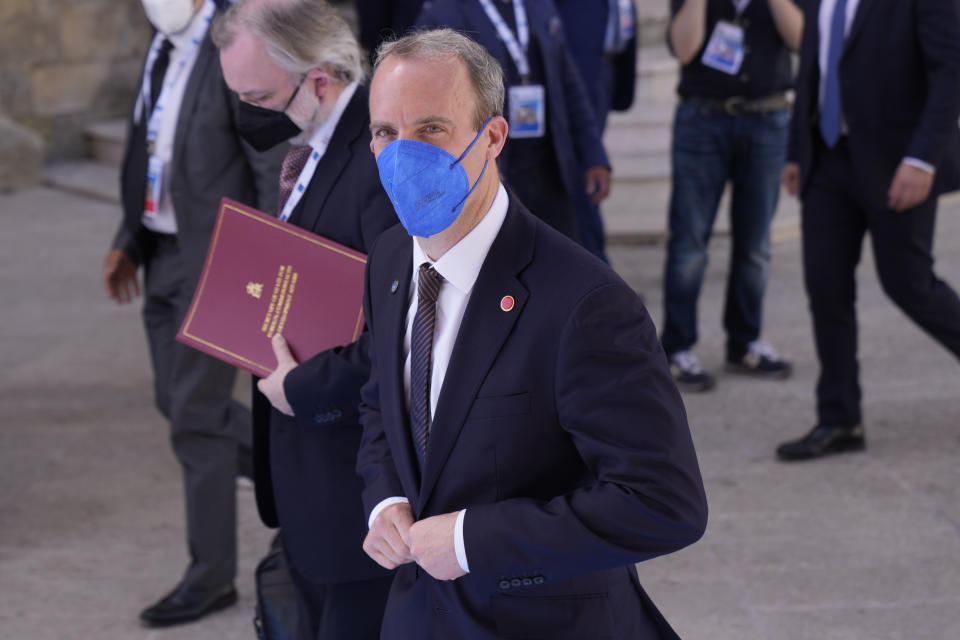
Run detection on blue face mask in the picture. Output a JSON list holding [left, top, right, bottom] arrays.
[[376, 119, 491, 238]]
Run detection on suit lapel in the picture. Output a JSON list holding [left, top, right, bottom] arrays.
[[172, 32, 215, 171], [418, 200, 535, 507], [844, 0, 879, 56], [377, 235, 422, 502], [289, 86, 369, 230]]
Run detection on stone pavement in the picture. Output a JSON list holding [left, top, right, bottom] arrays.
[[3, 177, 959, 638]]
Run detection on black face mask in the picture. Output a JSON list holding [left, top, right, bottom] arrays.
[[236, 81, 304, 151]]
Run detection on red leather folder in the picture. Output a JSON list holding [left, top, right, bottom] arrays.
[[175, 198, 368, 376]]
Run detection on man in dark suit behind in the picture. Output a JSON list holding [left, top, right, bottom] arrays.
[[215, 0, 397, 637], [102, 0, 284, 627], [415, 0, 612, 243], [777, 0, 960, 460], [355, 0, 425, 61], [357, 28, 707, 639]]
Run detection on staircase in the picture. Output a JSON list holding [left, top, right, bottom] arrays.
[[44, 120, 125, 204]]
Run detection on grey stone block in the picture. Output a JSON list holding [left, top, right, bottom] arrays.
[[0, 115, 44, 191]]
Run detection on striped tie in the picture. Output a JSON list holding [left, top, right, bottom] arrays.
[[410, 263, 443, 467]]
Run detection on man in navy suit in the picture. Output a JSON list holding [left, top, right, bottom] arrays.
[[777, 0, 960, 460], [415, 0, 612, 243], [215, 0, 396, 637], [555, 0, 637, 261], [357, 28, 707, 639]]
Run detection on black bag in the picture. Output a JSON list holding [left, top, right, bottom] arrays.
[[253, 534, 299, 640]]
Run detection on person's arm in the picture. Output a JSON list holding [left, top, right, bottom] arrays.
[[768, 0, 804, 51], [355, 245, 412, 558], [557, 40, 612, 203], [888, 0, 960, 211], [669, 0, 709, 65]]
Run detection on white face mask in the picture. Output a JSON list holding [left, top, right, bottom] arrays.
[[141, 0, 198, 36]]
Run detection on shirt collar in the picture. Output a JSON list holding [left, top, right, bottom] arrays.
[[305, 81, 359, 152], [411, 182, 509, 295]]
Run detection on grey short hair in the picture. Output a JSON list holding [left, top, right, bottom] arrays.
[[374, 28, 504, 130], [213, 0, 365, 84]]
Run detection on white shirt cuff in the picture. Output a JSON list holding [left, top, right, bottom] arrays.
[[454, 508, 470, 573], [904, 157, 936, 174], [368, 496, 410, 529]]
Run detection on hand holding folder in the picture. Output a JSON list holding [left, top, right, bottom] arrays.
[[176, 198, 368, 376]]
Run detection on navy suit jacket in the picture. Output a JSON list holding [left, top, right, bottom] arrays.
[[356, 0, 425, 58], [415, 0, 610, 196], [555, 0, 637, 125], [357, 195, 708, 639], [251, 85, 397, 584], [788, 0, 960, 209]]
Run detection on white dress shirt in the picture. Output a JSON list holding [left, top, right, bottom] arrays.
[[277, 81, 359, 219], [138, 2, 214, 234], [817, 0, 933, 173], [367, 183, 510, 574]]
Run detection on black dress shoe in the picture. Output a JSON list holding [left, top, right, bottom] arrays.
[[139, 583, 237, 627], [776, 424, 865, 461]]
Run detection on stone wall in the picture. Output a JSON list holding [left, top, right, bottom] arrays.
[[0, 0, 152, 161]]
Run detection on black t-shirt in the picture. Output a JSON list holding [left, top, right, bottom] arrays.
[[670, 0, 796, 100]]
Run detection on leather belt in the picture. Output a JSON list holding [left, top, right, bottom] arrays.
[[684, 93, 791, 116]]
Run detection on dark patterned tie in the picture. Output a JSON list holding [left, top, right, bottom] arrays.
[[149, 38, 174, 116], [409, 263, 443, 468], [277, 144, 312, 215]]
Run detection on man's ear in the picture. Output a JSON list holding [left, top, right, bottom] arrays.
[[485, 116, 509, 160], [307, 68, 331, 99]]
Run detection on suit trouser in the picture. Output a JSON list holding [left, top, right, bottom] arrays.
[[142, 233, 252, 592], [284, 542, 393, 640], [802, 140, 960, 427]]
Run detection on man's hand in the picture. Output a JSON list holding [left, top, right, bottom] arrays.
[[585, 166, 611, 205], [782, 162, 800, 197], [256, 334, 298, 416], [363, 502, 416, 570], [103, 249, 140, 304], [888, 162, 934, 212], [408, 511, 466, 581]]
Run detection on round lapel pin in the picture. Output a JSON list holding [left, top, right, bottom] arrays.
[[390, 280, 399, 294], [500, 295, 515, 312]]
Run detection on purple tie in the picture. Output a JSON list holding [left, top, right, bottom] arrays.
[[277, 144, 312, 215], [409, 263, 443, 468]]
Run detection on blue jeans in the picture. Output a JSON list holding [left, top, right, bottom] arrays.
[[661, 101, 789, 358]]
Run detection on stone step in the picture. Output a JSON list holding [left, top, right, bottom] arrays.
[[636, 0, 671, 47], [85, 119, 127, 167], [44, 161, 119, 204]]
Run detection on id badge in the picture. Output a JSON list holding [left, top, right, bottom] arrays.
[[508, 84, 546, 139], [701, 21, 745, 75], [144, 155, 164, 217]]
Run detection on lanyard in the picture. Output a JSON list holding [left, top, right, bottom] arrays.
[[477, 0, 531, 81], [141, 1, 216, 145], [732, 0, 752, 18]]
